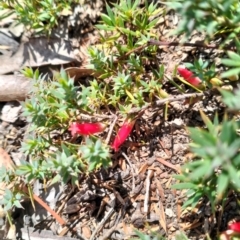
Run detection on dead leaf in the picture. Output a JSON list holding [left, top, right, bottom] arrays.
[[137, 162, 148, 175], [159, 202, 167, 233], [154, 166, 163, 175], [0, 37, 77, 74], [96, 196, 109, 218], [21, 186, 66, 226], [177, 200, 182, 221], [181, 204, 202, 217], [6, 224, 16, 240], [65, 67, 95, 80], [118, 158, 126, 171], [58, 226, 69, 237], [155, 179, 165, 202], [121, 222, 128, 236], [155, 190, 167, 233], [166, 176, 173, 189], [156, 157, 180, 173], [82, 225, 91, 239], [159, 140, 171, 157], [179, 219, 202, 230], [0, 148, 15, 171], [136, 195, 158, 202], [60, 8, 72, 16]]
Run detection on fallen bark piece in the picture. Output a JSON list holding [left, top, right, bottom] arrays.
[[0, 75, 32, 101]]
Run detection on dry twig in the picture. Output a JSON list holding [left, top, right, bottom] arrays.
[[144, 169, 154, 213], [129, 92, 204, 114], [121, 151, 136, 194], [22, 185, 66, 226], [156, 157, 180, 173], [90, 197, 116, 240], [105, 115, 118, 145], [148, 39, 236, 50], [156, 187, 167, 233], [32, 193, 66, 226]]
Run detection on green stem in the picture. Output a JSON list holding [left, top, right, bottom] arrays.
[[6, 211, 12, 226]]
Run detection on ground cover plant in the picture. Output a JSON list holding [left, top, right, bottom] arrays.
[[0, 0, 78, 34], [0, 0, 240, 239]]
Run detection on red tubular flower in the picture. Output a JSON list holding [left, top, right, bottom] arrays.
[[177, 67, 202, 86], [111, 119, 135, 151], [69, 122, 105, 136], [219, 222, 240, 239], [229, 222, 240, 233]]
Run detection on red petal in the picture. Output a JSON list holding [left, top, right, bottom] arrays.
[[229, 222, 240, 233], [111, 120, 135, 151], [177, 67, 202, 86], [69, 122, 105, 136]]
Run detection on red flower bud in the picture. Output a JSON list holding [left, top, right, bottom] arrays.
[[229, 222, 240, 233], [111, 120, 135, 151], [177, 67, 202, 86], [69, 122, 105, 136]]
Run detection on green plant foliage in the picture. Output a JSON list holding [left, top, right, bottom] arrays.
[[80, 137, 111, 171], [166, 0, 240, 42], [3, 1, 240, 237], [1, 189, 23, 211], [19, 68, 111, 186], [221, 88, 240, 111], [87, 0, 168, 114], [0, 0, 170, 215], [221, 50, 240, 78], [172, 110, 240, 211], [0, 0, 78, 34], [131, 229, 166, 240], [130, 229, 189, 240], [184, 59, 216, 84]]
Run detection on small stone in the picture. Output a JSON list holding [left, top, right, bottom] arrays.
[[165, 208, 175, 217], [171, 118, 184, 128], [1, 102, 22, 123], [206, 106, 214, 112], [177, 50, 182, 56], [169, 226, 177, 232]]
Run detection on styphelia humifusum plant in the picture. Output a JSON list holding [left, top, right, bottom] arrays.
[[177, 67, 202, 86], [220, 222, 240, 240], [229, 222, 240, 232], [69, 122, 105, 136], [111, 119, 135, 151]]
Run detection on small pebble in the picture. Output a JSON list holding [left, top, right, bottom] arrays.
[[171, 118, 184, 128], [165, 208, 176, 217], [1, 102, 22, 123]]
